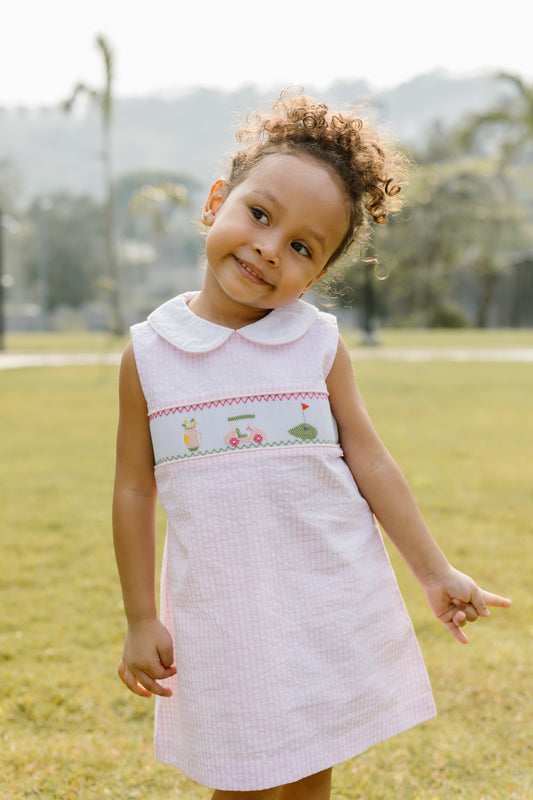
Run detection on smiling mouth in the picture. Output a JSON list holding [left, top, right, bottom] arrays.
[[234, 256, 270, 285]]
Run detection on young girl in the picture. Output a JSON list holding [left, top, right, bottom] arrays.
[[113, 92, 511, 799]]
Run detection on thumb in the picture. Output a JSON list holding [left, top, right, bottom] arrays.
[[157, 638, 175, 671]]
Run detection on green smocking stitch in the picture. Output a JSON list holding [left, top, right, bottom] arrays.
[[227, 414, 256, 422], [287, 422, 318, 440], [154, 438, 339, 466]]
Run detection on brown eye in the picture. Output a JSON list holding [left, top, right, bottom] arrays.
[[251, 207, 268, 224], [291, 241, 311, 257]]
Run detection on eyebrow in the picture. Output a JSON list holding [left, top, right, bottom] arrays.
[[254, 190, 326, 254]]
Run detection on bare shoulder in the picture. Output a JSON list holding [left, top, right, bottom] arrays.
[[115, 341, 155, 484], [118, 341, 147, 413], [119, 340, 139, 384]]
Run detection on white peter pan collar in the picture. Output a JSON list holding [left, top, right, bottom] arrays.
[[147, 291, 319, 353]]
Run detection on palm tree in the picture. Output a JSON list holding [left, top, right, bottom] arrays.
[[63, 34, 123, 334]]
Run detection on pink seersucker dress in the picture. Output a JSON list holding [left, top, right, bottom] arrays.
[[130, 292, 436, 791]]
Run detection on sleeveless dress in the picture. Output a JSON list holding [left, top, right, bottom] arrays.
[[131, 292, 436, 792]]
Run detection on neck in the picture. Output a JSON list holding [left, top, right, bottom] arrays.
[[188, 275, 272, 329]]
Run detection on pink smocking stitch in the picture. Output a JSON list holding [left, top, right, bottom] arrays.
[[149, 391, 328, 420]]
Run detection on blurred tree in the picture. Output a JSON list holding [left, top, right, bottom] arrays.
[[115, 170, 202, 296], [62, 34, 123, 334], [22, 193, 105, 312], [115, 170, 201, 253], [0, 207, 4, 348], [460, 72, 533, 162], [330, 156, 528, 328], [381, 159, 527, 326], [450, 163, 527, 327], [120, 175, 192, 305], [0, 160, 23, 347], [0, 158, 22, 213], [127, 181, 189, 236], [350, 161, 468, 327], [115, 170, 201, 218]]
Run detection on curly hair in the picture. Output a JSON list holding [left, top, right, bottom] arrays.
[[224, 90, 410, 267]]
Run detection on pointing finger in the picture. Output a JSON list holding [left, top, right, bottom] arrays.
[[482, 591, 512, 609]]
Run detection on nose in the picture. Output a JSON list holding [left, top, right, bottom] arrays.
[[253, 233, 280, 266]]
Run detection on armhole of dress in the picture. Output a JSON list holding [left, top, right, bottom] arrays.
[[130, 323, 151, 414], [321, 313, 340, 378]]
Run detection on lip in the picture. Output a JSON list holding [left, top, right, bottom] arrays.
[[233, 255, 271, 285]]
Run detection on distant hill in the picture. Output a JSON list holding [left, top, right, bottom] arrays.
[[0, 71, 516, 204]]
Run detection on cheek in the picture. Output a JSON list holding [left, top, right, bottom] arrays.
[[207, 210, 241, 242], [204, 228, 222, 266], [205, 219, 226, 247], [204, 217, 241, 265]]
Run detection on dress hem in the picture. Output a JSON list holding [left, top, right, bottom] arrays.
[[154, 704, 437, 792]]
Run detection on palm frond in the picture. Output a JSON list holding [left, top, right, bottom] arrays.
[[95, 34, 114, 114], [61, 82, 101, 112]]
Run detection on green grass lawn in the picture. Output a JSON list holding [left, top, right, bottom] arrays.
[[3, 330, 129, 354], [0, 359, 530, 799]]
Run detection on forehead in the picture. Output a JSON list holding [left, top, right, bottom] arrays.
[[240, 152, 345, 204], [236, 153, 350, 252]]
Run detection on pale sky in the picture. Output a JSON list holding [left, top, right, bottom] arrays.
[[2, 0, 532, 106]]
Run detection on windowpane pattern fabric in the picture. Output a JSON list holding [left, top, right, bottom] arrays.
[[130, 294, 436, 791]]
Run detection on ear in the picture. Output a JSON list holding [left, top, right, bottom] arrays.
[[301, 266, 328, 296], [202, 179, 226, 226]]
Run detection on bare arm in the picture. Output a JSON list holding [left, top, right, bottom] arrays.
[[112, 342, 176, 695], [326, 337, 511, 642]]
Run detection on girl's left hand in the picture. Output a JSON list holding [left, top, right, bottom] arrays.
[[422, 566, 511, 643]]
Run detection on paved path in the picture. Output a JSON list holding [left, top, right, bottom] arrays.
[[1, 348, 533, 370]]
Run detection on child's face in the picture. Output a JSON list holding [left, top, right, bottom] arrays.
[[202, 153, 349, 318]]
